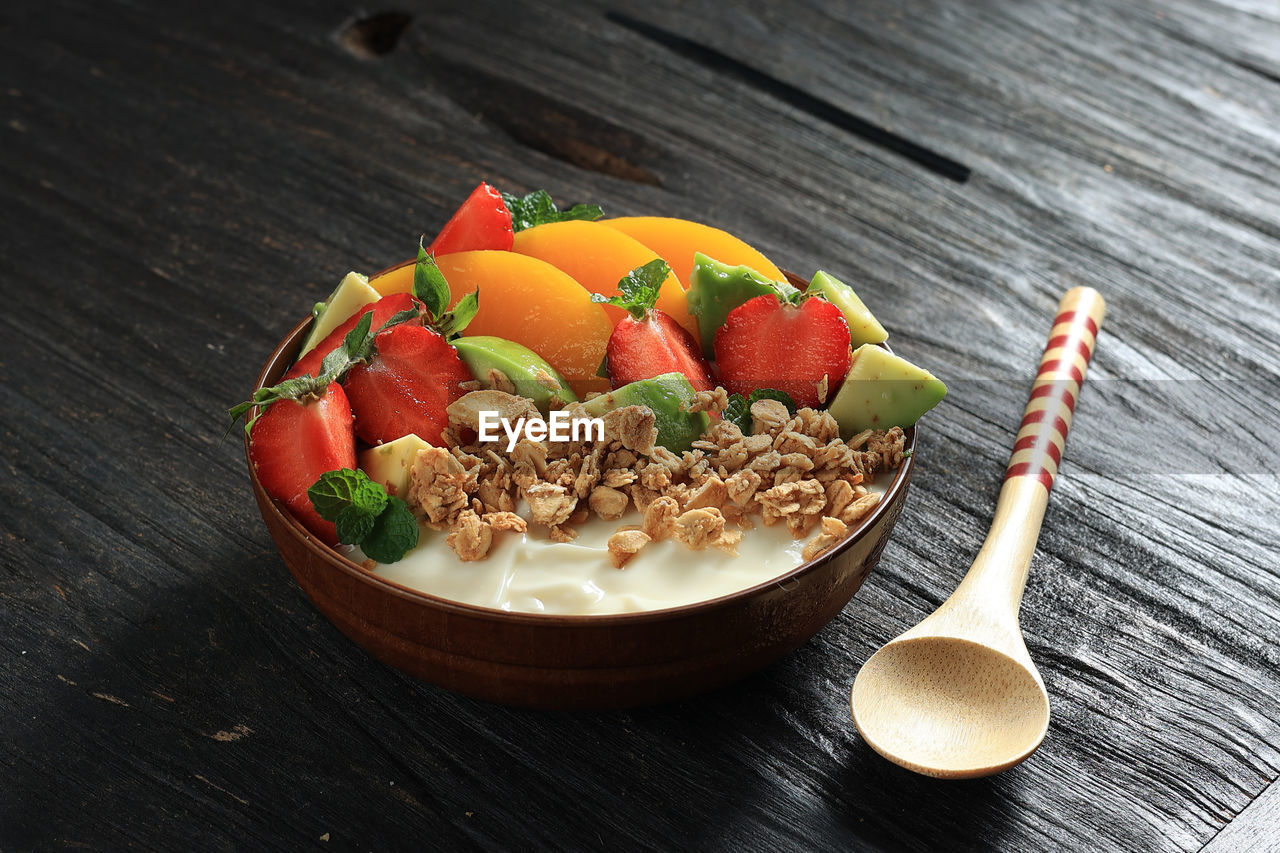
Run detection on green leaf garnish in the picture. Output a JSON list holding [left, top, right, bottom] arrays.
[[335, 505, 378, 544], [411, 239, 476, 338], [436, 289, 479, 340], [779, 285, 805, 306], [501, 189, 603, 232], [723, 388, 797, 433], [590, 259, 671, 320], [307, 469, 419, 563], [308, 467, 388, 519], [413, 237, 452, 320], [360, 497, 420, 563]]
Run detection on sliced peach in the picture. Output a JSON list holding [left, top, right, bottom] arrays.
[[370, 251, 611, 396], [367, 261, 414, 298], [603, 216, 786, 291], [511, 220, 698, 342]]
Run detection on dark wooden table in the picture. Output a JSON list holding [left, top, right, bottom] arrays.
[[5, 1, 1279, 849]]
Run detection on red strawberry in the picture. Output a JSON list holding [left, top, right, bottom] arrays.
[[342, 323, 474, 445], [427, 182, 514, 255], [715, 294, 851, 408], [287, 292, 417, 381], [248, 382, 356, 547], [608, 310, 714, 391], [595, 260, 714, 391]]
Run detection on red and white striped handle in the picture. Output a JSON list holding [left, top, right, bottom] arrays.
[[1004, 287, 1106, 492]]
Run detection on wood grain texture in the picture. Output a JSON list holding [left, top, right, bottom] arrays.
[[1201, 777, 1280, 852], [2, 0, 1279, 850]]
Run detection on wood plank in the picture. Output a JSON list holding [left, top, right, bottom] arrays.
[[1201, 775, 1280, 852]]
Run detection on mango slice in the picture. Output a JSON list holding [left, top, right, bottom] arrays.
[[512, 220, 697, 341], [370, 251, 611, 397], [603, 216, 786, 293]]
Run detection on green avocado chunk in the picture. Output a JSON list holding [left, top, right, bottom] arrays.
[[299, 271, 380, 358], [827, 344, 947, 438], [452, 336, 578, 412], [687, 253, 799, 358], [580, 372, 710, 454], [805, 271, 889, 346]]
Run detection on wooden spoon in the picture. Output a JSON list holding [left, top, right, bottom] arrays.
[[851, 287, 1106, 778]]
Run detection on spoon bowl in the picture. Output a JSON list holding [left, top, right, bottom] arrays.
[[853, 636, 1049, 778]]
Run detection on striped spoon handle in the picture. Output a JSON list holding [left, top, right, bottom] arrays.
[[955, 288, 1106, 616], [1005, 287, 1107, 492]]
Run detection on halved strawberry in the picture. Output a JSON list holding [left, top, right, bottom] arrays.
[[593, 260, 714, 392], [248, 382, 355, 546], [427, 182, 514, 255], [714, 293, 851, 409], [342, 323, 474, 446], [287, 292, 417, 381]]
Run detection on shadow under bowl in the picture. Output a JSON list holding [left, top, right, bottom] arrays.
[[245, 279, 917, 709]]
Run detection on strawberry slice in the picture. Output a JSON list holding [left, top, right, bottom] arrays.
[[342, 323, 474, 446], [593, 260, 715, 392], [248, 382, 356, 546], [715, 293, 851, 409], [287, 292, 416, 381], [427, 182, 514, 255]]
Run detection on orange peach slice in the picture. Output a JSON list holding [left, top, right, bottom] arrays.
[[511, 220, 698, 342], [603, 216, 786, 291], [370, 251, 611, 396]]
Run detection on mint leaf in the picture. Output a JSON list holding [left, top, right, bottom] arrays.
[[413, 237, 451, 320], [335, 504, 377, 544], [436, 289, 479, 340], [308, 468, 388, 521], [748, 387, 796, 412], [724, 388, 797, 433], [306, 469, 417, 562], [590, 259, 670, 320], [501, 189, 603, 232], [723, 394, 750, 432], [360, 497, 419, 563]]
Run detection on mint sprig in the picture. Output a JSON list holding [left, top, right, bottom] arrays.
[[413, 238, 478, 339], [501, 189, 603, 232], [723, 388, 797, 433], [590, 259, 671, 320], [307, 468, 419, 563]]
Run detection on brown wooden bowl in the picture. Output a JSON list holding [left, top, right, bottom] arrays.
[[245, 279, 917, 709]]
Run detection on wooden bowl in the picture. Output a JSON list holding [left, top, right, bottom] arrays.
[[245, 298, 917, 709]]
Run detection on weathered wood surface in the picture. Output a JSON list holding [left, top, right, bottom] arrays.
[[3, 0, 1279, 849]]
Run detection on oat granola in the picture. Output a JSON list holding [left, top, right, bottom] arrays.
[[401, 389, 906, 565]]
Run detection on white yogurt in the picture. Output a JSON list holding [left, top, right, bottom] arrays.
[[363, 466, 888, 616], [364, 510, 824, 616]]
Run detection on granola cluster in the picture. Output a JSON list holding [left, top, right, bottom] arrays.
[[400, 388, 905, 567]]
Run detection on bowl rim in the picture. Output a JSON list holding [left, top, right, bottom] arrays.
[[245, 264, 917, 627]]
